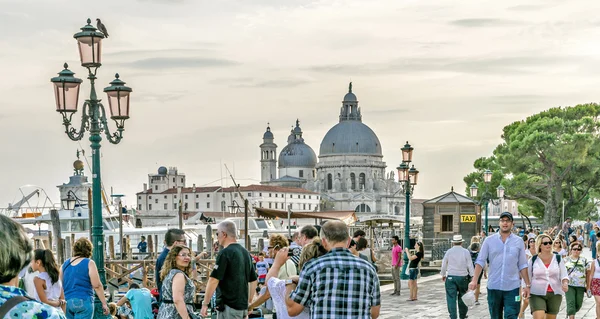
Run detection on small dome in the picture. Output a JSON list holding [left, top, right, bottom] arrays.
[[278, 143, 317, 168], [73, 160, 84, 171], [343, 92, 357, 102], [319, 121, 382, 156], [263, 126, 274, 139], [158, 166, 168, 175]]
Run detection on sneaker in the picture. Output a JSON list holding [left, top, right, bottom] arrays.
[[475, 301, 480, 306]]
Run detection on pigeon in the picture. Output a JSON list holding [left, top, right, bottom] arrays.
[[96, 18, 109, 38]]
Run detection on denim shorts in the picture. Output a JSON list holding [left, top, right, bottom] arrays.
[[66, 297, 94, 319], [409, 268, 418, 280]]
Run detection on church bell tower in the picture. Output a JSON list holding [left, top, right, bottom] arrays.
[[260, 124, 278, 182]]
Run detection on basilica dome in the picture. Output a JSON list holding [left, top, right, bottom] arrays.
[[319, 121, 382, 156], [319, 83, 382, 157], [278, 120, 317, 168]]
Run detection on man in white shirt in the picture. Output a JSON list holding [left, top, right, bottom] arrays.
[[441, 235, 474, 319]]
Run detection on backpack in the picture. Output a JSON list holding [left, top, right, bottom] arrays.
[[531, 253, 561, 270]]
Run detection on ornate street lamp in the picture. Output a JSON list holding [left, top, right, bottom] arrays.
[[51, 18, 132, 319], [61, 193, 76, 210], [468, 170, 505, 236], [396, 141, 419, 280]]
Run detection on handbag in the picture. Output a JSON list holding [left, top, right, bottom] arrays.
[[404, 266, 410, 276]]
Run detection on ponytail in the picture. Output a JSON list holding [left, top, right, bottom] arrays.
[[34, 249, 60, 284]]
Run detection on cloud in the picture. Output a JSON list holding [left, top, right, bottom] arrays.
[[119, 57, 239, 70], [105, 48, 219, 59], [449, 19, 525, 28], [507, 5, 553, 11], [307, 55, 584, 76], [135, 92, 187, 103], [369, 108, 410, 116]]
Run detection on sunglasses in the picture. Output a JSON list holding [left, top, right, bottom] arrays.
[[572, 248, 582, 251], [541, 241, 552, 245]]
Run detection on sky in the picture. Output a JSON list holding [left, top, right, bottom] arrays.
[[1, 0, 600, 209]]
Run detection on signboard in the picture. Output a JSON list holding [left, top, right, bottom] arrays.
[[461, 215, 476, 223]]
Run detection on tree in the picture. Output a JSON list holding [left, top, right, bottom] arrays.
[[464, 103, 600, 227]]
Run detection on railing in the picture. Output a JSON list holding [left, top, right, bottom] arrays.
[[431, 239, 452, 261]]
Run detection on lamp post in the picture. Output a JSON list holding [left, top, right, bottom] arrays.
[[51, 19, 132, 319], [397, 141, 419, 280], [469, 169, 505, 236]]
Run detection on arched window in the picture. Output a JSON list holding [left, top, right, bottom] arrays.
[[327, 174, 333, 190], [221, 201, 226, 212], [359, 173, 366, 190], [394, 205, 400, 215], [355, 204, 371, 213], [350, 173, 356, 190]]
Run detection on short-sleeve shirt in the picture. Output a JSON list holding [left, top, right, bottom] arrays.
[[409, 252, 423, 268], [210, 243, 258, 310], [0, 284, 65, 319], [155, 248, 170, 301], [290, 247, 380, 319], [138, 241, 147, 253], [125, 288, 153, 319], [391, 245, 402, 266], [256, 261, 269, 277], [564, 256, 589, 287]]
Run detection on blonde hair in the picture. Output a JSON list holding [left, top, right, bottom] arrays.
[[160, 245, 193, 281], [269, 234, 289, 250], [535, 234, 553, 253], [298, 237, 328, 271], [470, 236, 481, 244]]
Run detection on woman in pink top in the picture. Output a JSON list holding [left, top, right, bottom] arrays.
[[390, 236, 402, 296]]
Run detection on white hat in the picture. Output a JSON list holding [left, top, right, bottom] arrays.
[[451, 234, 464, 243]]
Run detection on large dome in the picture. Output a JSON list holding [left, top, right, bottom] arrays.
[[319, 121, 382, 157], [279, 143, 317, 168]]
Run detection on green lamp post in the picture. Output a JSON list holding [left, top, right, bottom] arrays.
[[468, 169, 505, 236], [51, 18, 132, 319], [397, 141, 419, 280]]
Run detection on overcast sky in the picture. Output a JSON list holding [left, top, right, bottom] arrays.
[[1, 0, 599, 209]]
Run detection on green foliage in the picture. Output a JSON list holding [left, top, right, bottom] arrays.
[[464, 103, 600, 227]]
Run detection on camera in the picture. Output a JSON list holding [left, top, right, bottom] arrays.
[[288, 247, 301, 257]]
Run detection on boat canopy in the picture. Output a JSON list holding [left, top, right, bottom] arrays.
[[255, 208, 357, 225]]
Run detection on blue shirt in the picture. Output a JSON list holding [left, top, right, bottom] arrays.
[[0, 285, 65, 319], [138, 241, 147, 253], [125, 288, 153, 319], [155, 248, 170, 302], [62, 258, 93, 300], [475, 233, 528, 291]]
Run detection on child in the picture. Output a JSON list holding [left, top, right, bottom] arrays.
[[108, 302, 118, 319], [255, 252, 269, 285]]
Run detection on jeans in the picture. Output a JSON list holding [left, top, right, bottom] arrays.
[[392, 266, 401, 294], [487, 288, 520, 319], [66, 297, 94, 319], [445, 275, 469, 319]]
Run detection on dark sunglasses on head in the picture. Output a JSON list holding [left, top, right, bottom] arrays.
[[541, 241, 553, 245]]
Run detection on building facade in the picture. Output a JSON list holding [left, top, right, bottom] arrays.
[[260, 83, 405, 216], [136, 167, 320, 217]]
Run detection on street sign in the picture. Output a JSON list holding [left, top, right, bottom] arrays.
[[461, 214, 476, 223]]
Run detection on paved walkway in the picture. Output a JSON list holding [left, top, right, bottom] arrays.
[[379, 246, 599, 318]]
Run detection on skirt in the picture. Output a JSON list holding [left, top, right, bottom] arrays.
[[591, 278, 600, 296]]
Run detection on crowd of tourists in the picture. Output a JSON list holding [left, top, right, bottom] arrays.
[[439, 213, 600, 319]]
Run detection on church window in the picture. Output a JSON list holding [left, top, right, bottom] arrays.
[[221, 201, 226, 211], [164, 203, 167, 210], [303, 195, 306, 199], [359, 173, 366, 190], [155, 199, 158, 204], [173, 203, 177, 209], [269, 193, 272, 197], [350, 173, 356, 190], [138, 196, 141, 200], [275, 194, 278, 198], [309, 204, 312, 210], [149, 196, 152, 199], [248, 193, 252, 197], [298, 195, 300, 199], [164, 195, 167, 199], [309, 196, 311, 199], [173, 178, 175, 183], [312, 170, 315, 178], [155, 185, 158, 191], [149, 204, 152, 210], [222, 194, 225, 198], [269, 202, 272, 209], [327, 174, 333, 190], [290, 195, 293, 198], [355, 204, 371, 213], [185, 195, 188, 199], [184, 203, 188, 210], [206, 202, 210, 209], [299, 170, 304, 178], [394, 205, 400, 215], [259, 202, 263, 208], [138, 204, 142, 210], [303, 204, 306, 210], [195, 202, 199, 209], [196, 194, 199, 198], [181, 178, 184, 183]]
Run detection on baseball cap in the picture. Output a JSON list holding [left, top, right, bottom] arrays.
[[499, 212, 513, 221]]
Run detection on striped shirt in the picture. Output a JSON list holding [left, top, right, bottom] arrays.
[[290, 247, 381, 319]]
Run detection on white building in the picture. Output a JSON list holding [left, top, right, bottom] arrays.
[[260, 83, 406, 216], [136, 167, 320, 218]]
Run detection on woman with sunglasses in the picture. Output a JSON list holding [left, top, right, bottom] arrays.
[[157, 245, 196, 319], [565, 242, 590, 319], [528, 234, 569, 319], [553, 239, 567, 258], [518, 237, 537, 318]]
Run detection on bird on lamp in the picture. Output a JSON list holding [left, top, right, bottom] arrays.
[[96, 18, 109, 38]]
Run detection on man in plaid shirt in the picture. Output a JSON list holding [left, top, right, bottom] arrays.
[[286, 220, 381, 318]]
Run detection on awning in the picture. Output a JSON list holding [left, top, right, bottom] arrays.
[[358, 214, 405, 226], [255, 208, 358, 225]]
